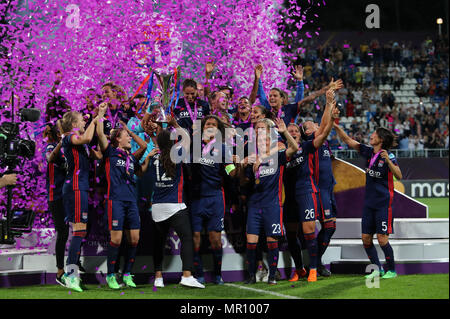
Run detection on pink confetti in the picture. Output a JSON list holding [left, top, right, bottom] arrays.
[[0, 0, 323, 240]]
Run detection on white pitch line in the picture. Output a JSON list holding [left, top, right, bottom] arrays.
[[225, 283, 302, 299]]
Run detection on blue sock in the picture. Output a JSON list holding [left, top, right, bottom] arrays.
[[107, 241, 120, 275], [286, 231, 303, 269], [304, 232, 318, 269], [380, 242, 395, 272], [123, 243, 138, 274], [318, 221, 336, 260], [193, 247, 204, 278], [267, 241, 279, 279], [246, 243, 257, 276], [364, 243, 382, 270], [66, 230, 86, 271], [211, 246, 223, 276]]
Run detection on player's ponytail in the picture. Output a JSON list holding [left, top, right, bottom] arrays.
[[156, 129, 176, 179], [376, 127, 397, 150]]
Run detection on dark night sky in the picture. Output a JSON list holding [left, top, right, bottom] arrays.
[[295, 0, 449, 33]]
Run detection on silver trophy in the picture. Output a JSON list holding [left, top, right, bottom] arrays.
[[153, 68, 179, 123]]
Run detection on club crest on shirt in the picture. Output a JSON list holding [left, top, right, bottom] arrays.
[[82, 212, 88, 220], [378, 160, 385, 167]]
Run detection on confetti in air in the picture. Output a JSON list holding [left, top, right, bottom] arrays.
[[0, 0, 323, 249]]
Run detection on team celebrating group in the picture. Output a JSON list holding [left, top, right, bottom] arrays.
[[43, 63, 402, 293]]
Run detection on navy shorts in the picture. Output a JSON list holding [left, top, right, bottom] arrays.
[[63, 190, 89, 224], [317, 187, 337, 221], [361, 204, 394, 235], [191, 193, 225, 233], [296, 192, 321, 223], [246, 203, 284, 237], [105, 199, 141, 231]]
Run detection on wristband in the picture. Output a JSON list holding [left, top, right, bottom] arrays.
[[225, 164, 236, 175]]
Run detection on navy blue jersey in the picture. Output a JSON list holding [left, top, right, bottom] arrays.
[[173, 98, 210, 133], [45, 143, 67, 201], [104, 145, 140, 201], [286, 140, 319, 195], [150, 152, 185, 204], [315, 141, 336, 189], [277, 103, 299, 126], [359, 144, 398, 209], [306, 133, 336, 189], [62, 134, 91, 192], [246, 150, 287, 207], [191, 142, 234, 197]]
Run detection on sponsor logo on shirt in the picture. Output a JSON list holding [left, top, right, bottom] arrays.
[[286, 156, 304, 168], [259, 167, 276, 177], [198, 157, 216, 167], [177, 111, 204, 119], [116, 159, 134, 170], [366, 168, 382, 178]]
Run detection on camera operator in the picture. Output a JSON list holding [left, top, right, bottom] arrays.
[[0, 173, 17, 189]]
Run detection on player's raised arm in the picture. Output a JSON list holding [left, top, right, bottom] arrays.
[[274, 118, 298, 158], [136, 147, 159, 177], [249, 64, 265, 106], [380, 149, 403, 180], [313, 89, 339, 149], [291, 65, 305, 104], [204, 61, 215, 99], [333, 122, 360, 151], [96, 103, 109, 152]]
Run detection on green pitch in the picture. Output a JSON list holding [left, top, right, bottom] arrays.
[[0, 274, 448, 299], [416, 197, 449, 218]]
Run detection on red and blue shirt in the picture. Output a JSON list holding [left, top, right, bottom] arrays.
[[173, 98, 210, 133], [104, 145, 140, 201], [191, 142, 234, 198], [359, 144, 398, 208], [150, 151, 185, 204], [286, 140, 319, 196], [45, 143, 67, 201], [61, 134, 91, 192], [245, 150, 287, 207]]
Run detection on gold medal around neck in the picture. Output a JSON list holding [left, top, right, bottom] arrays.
[[255, 178, 260, 185]]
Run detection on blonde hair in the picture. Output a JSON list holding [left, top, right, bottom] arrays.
[[61, 111, 81, 133], [256, 118, 275, 130]]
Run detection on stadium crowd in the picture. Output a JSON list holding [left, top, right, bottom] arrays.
[[288, 35, 449, 151]]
